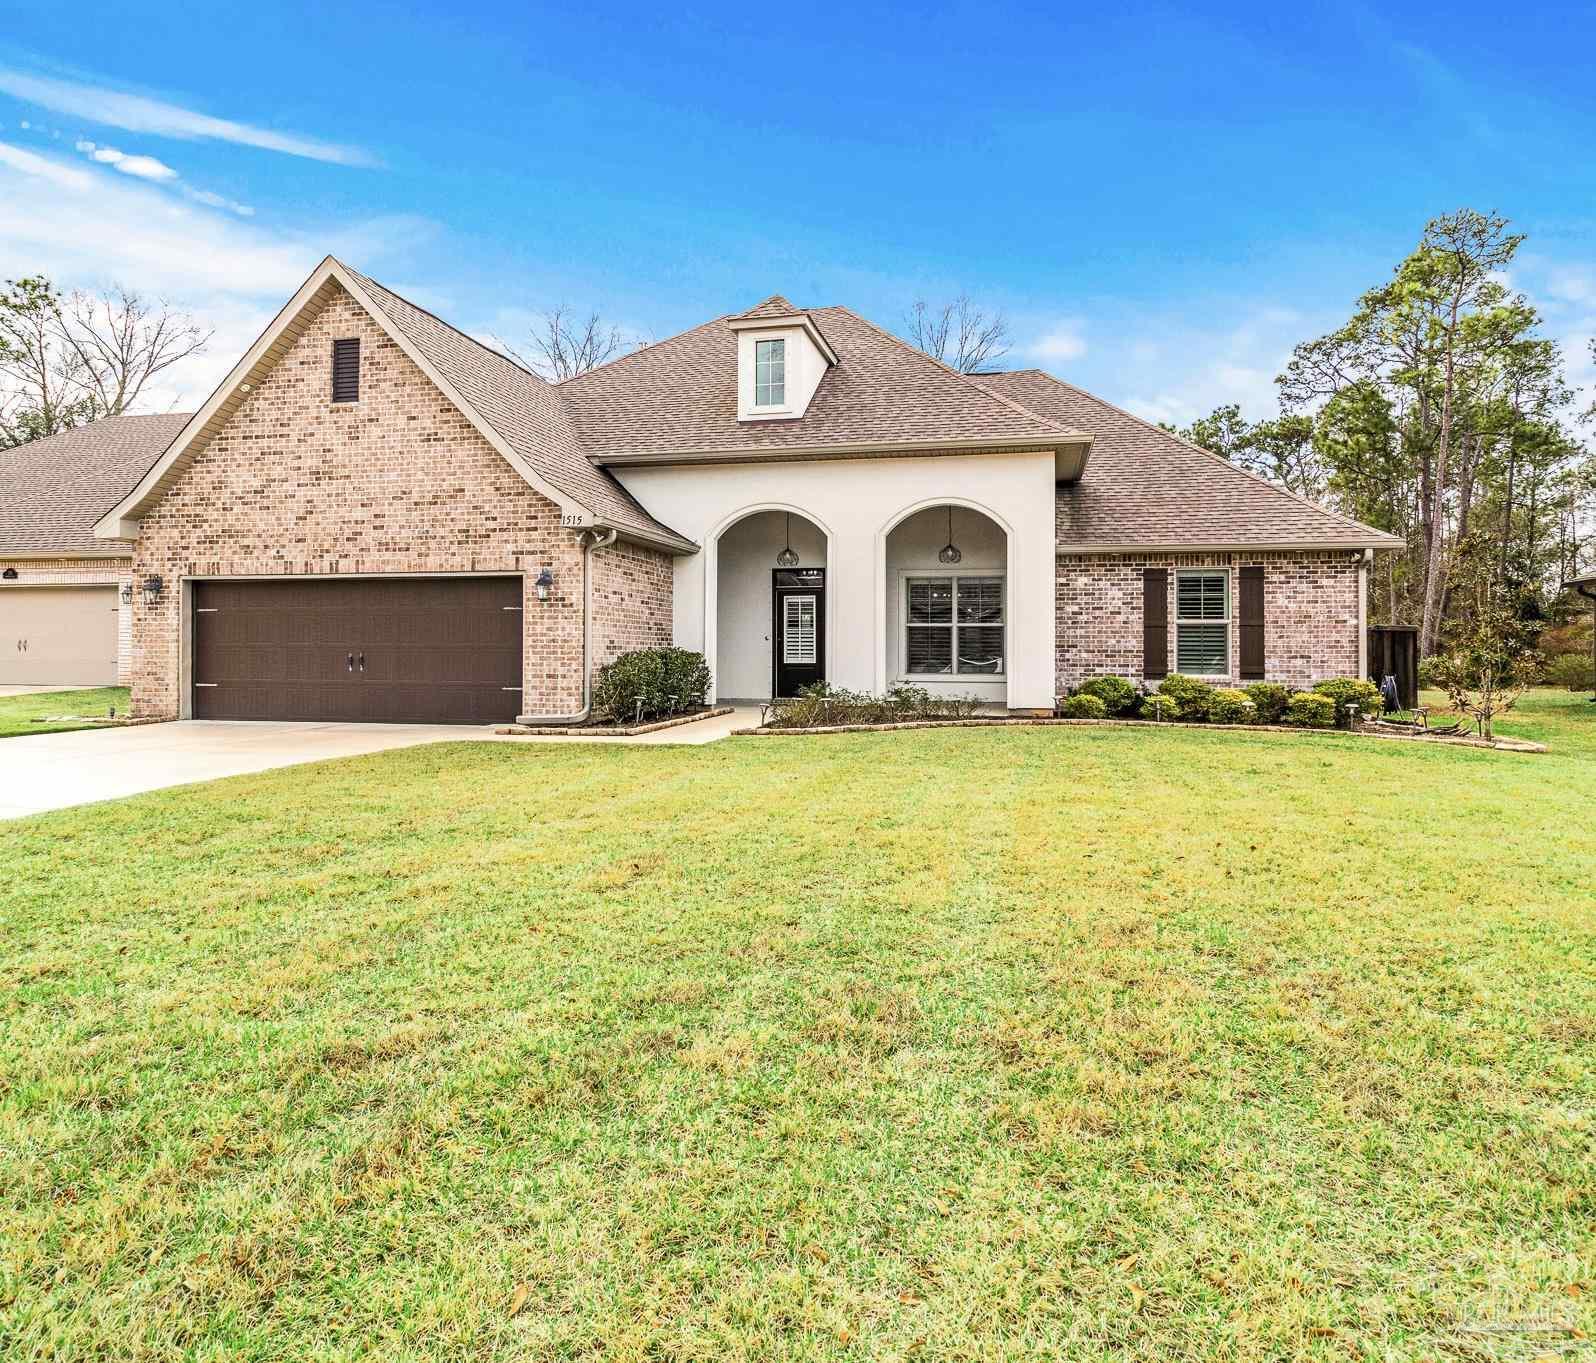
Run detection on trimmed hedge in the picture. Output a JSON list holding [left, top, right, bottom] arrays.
[[1059, 693, 1108, 719], [1242, 682, 1291, 724], [1075, 675, 1139, 716], [1139, 691, 1182, 721], [1283, 691, 1336, 729], [1157, 674, 1214, 721], [766, 683, 981, 729], [1312, 677, 1383, 725], [1208, 687, 1257, 725], [591, 647, 711, 723]]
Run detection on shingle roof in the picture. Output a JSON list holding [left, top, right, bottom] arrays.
[[971, 369, 1404, 551], [731, 295, 800, 320], [2, 413, 189, 557], [343, 266, 691, 547], [557, 304, 1086, 461]]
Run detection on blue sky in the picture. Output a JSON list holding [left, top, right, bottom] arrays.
[[2, 1, 1593, 423]]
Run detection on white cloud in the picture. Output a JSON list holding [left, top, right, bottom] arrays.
[[0, 69, 377, 167], [75, 139, 177, 181], [1025, 320, 1088, 363], [1115, 307, 1305, 428], [0, 140, 433, 412]]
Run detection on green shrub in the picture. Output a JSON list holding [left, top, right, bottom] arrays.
[[1417, 655, 1444, 690], [1075, 675, 1138, 716], [1208, 687, 1257, 724], [1282, 691, 1336, 729], [1546, 652, 1595, 691], [1157, 674, 1214, 721], [1139, 691, 1181, 721], [591, 647, 711, 723], [1312, 677, 1384, 725], [765, 683, 981, 729], [1059, 693, 1108, 719], [1241, 682, 1291, 724]]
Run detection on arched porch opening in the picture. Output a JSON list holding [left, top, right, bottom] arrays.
[[712, 506, 830, 701], [882, 501, 1010, 704]]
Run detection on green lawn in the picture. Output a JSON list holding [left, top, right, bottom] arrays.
[[0, 686, 130, 738], [2, 691, 1592, 1360]]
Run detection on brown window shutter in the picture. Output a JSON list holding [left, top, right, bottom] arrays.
[[1239, 565, 1265, 680], [1142, 568, 1169, 679], [331, 337, 360, 402]]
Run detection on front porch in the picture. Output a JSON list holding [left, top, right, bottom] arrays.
[[611, 452, 1060, 712]]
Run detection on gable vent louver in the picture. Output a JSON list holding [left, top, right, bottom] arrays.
[[331, 337, 361, 402]]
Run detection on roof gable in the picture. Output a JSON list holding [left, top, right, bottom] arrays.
[[972, 369, 1404, 551], [94, 258, 692, 551]]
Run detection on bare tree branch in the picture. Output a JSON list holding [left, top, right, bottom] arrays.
[[56, 285, 211, 416], [503, 304, 626, 381], [905, 296, 1010, 373]]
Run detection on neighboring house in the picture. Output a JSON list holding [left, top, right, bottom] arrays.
[[0, 413, 191, 686], [82, 256, 1399, 724]]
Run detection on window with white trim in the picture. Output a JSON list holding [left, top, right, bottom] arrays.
[[754, 338, 786, 407], [1175, 569, 1230, 676], [904, 574, 1005, 675]]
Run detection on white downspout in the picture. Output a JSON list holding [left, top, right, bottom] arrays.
[[517, 526, 619, 725], [1358, 548, 1371, 679]]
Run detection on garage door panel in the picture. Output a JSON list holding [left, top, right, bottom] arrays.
[[0, 586, 120, 686], [192, 577, 522, 723]]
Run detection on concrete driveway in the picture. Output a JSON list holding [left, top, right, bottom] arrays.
[[0, 709, 755, 820]]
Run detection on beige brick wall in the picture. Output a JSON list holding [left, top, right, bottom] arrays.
[[1056, 550, 1362, 693], [128, 283, 670, 719], [591, 538, 674, 667], [1, 557, 134, 683]]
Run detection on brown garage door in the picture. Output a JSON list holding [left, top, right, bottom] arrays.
[[193, 577, 523, 723], [0, 586, 120, 686]]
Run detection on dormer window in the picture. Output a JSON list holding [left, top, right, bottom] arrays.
[[754, 339, 786, 408]]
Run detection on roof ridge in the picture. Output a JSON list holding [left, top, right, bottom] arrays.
[[338, 262, 544, 382], [814, 305, 1081, 439], [1008, 369, 1390, 537], [557, 311, 736, 388]]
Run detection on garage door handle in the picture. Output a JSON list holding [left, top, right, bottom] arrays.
[[357, 652, 365, 672], [347, 652, 355, 672]]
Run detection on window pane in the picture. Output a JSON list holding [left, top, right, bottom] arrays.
[[1177, 572, 1227, 621], [1176, 622, 1228, 674], [907, 578, 953, 623], [906, 626, 953, 673], [754, 339, 785, 406], [783, 595, 816, 664], [956, 577, 1003, 623], [957, 625, 1004, 673]]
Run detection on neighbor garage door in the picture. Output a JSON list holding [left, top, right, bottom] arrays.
[[192, 577, 523, 723], [0, 586, 119, 686]]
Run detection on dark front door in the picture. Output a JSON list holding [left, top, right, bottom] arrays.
[[772, 568, 825, 697], [192, 576, 522, 723]]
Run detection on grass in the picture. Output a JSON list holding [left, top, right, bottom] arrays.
[[1, 690, 1592, 1361], [0, 686, 130, 738]]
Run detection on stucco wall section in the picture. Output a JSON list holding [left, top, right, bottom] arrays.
[[1056, 549, 1362, 692], [127, 284, 613, 719], [1, 557, 134, 682]]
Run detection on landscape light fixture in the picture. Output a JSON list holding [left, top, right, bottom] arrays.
[[776, 512, 800, 567], [938, 506, 962, 565]]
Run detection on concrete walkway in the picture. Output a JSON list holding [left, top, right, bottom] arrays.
[[0, 708, 757, 820]]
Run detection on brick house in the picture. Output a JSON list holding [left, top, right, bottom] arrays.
[[47, 255, 1397, 722]]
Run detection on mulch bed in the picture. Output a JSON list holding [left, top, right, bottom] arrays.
[[734, 714, 1546, 752], [495, 706, 733, 738]]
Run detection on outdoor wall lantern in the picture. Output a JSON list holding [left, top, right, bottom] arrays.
[[119, 582, 132, 603], [1, 567, 17, 580], [141, 574, 165, 608], [938, 506, 963, 565], [534, 567, 554, 602], [775, 512, 801, 567]]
